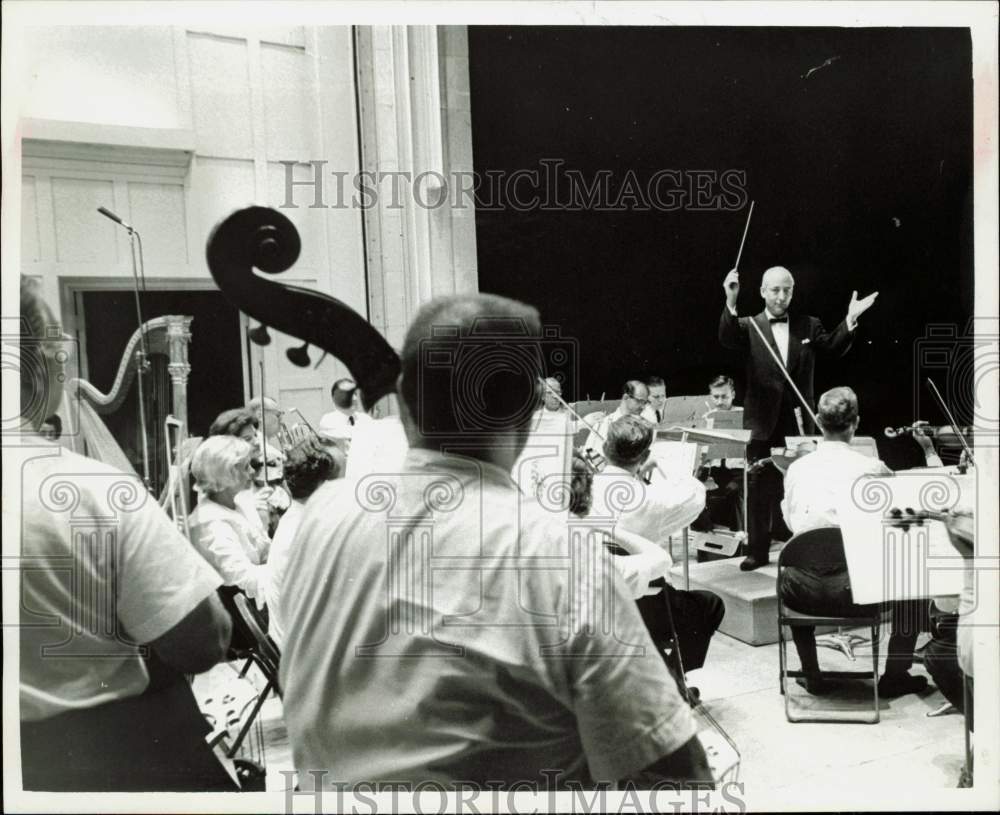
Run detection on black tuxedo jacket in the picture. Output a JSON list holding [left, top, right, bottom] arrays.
[[719, 306, 854, 440]]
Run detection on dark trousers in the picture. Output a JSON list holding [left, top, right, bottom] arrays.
[[637, 584, 726, 692], [692, 463, 744, 532], [779, 565, 929, 677], [746, 394, 799, 561], [925, 608, 974, 727], [20, 676, 238, 791]]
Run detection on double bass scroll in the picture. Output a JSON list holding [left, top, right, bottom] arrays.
[[206, 207, 400, 411]]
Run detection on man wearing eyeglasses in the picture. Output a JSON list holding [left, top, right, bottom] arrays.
[[641, 376, 668, 425], [584, 380, 652, 458]]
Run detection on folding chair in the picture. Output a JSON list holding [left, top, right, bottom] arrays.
[[777, 527, 881, 723], [227, 593, 282, 759]]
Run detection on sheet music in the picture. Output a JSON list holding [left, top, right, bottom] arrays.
[[650, 440, 700, 476], [511, 410, 573, 506], [835, 470, 972, 604]]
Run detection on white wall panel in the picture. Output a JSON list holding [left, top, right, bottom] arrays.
[[187, 33, 254, 159], [22, 27, 181, 129], [127, 181, 188, 265], [51, 177, 118, 264], [190, 157, 255, 257], [261, 43, 318, 159]]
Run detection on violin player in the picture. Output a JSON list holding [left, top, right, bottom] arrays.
[[719, 265, 878, 571]]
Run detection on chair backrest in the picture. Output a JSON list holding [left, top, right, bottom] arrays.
[[231, 593, 282, 679], [777, 526, 847, 570]]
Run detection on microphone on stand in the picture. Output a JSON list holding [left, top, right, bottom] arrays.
[[97, 206, 134, 232]]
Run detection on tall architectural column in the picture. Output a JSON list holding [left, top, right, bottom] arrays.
[[355, 26, 479, 352]]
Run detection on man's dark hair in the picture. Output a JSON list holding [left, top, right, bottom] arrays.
[[331, 378, 357, 409], [284, 438, 341, 500], [399, 294, 542, 440], [604, 415, 654, 468], [709, 375, 735, 391], [646, 376, 665, 390], [817, 387, 859, 434], [208, 408, 259, 438], [623, 380, 647, 399]]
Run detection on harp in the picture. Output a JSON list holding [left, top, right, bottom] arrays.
[[64, 315, 193, 497]]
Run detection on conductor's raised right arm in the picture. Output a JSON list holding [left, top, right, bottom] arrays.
[[718, 269, 747, 349]]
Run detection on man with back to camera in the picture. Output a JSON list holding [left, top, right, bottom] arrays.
[[15, 277, 234, 791], [719, 265, 878, 570], [779, 386, 941, 697], [279, 293, 712, 788]]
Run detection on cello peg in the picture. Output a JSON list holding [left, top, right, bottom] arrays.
[[248, 323, 272, 346]]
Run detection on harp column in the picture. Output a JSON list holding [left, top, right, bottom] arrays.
[[165, 315, 193, 432]]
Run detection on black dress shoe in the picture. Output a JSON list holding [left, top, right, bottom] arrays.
[[739, 556, 768, 571], [878, 673, 929, 698], [796, 676, 836, 695]]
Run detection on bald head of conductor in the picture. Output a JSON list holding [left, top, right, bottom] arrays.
[[397, 293, 544, 471]]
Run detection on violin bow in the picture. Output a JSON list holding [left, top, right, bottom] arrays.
[[925, 377, 976, 467]]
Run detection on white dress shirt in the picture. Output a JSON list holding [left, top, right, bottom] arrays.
[[780, 440, 892, 534], [766, 310, 790, 365], [584, 405, 628, 457]]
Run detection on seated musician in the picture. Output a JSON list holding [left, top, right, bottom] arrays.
[[264, 438, 344, 648], [17, 277, 235, 791], [779, 386, 941, 697], [692, 375, 744, 533], [570, 446, 724, 704], [583, 379, 651, 460], [188, 436, 272, 619], [209, 407, 286, 533], [280, 293, 712, 788], [640, 375, 668, 425]]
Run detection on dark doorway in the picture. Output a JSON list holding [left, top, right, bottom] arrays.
[[80, 289, 244, 491], [469, 26, 973, 470]]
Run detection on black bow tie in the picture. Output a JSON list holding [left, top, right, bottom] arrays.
[[768, 316, 788, 324]]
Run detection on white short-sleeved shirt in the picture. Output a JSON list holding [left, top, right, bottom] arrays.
[[280, 448, 695, 787], [188, 496, 270, 601], [593, 465, 707, 547], [263, 499, 305, 648], [15, 442, 223, 722], [780, 441, 892, 534]]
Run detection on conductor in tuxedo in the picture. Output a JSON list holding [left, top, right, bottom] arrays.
[[719, 265, 878, 570]]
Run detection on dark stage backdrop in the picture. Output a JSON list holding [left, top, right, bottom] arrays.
[[469, 27, 973, 469]]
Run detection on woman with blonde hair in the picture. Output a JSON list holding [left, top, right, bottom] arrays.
[[188, 435, 271, 609]]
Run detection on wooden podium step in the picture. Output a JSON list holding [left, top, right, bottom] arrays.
[[672, 544, 783, 645]]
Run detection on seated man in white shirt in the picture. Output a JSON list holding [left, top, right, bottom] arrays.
[[280, 293, 711, 788], [640, 376, 667, 425], [593, 416, 724, 702], [779, 386, 940, 697], [583, 379, 651, 460], [317, 378, 369, 450], [17, 276, 234, 791]]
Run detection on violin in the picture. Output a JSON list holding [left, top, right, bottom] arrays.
[[883, 506, 975, 558], [883, 422, 974, 450], [206, 206, 400, 411]]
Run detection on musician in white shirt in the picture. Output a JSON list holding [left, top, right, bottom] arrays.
[[318, 378, 371, 449], [584, 379, 650, 458], [779, 386, 941, 697], [640, 376, 667, 425], [595, 415, 724, 700]]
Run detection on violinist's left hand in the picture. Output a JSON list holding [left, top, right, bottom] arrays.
[[846, 289, 878, 330]]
